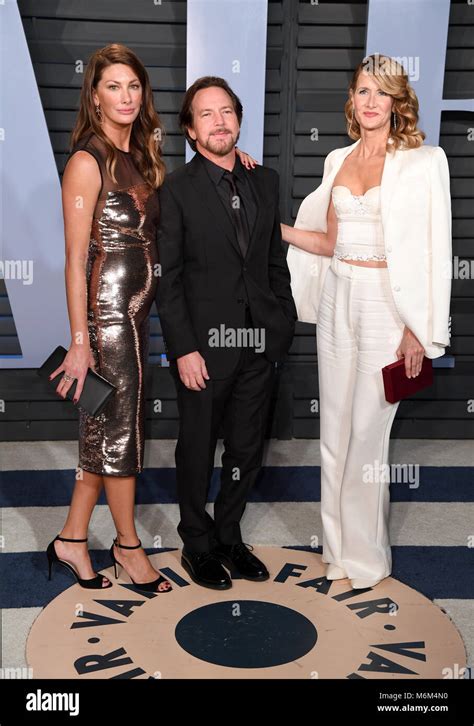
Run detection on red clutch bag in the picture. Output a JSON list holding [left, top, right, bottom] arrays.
[[382, 356, 433, 403]]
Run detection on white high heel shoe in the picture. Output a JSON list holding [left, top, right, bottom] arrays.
[[351, 576, 387, 590], [326, 564, 349, 580]]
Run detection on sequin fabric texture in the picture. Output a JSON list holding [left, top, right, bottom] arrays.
[[66, 134, 160, 476]]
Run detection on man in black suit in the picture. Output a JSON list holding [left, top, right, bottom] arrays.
[[156, 76, 297, 589]]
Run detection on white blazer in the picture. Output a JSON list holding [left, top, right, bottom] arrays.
[[287, 138, 452, 359]]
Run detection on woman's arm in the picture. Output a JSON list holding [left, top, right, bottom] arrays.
[[281, 225, 332, 255], [49, 151, 101, 402], [281, 195, 337, 256]]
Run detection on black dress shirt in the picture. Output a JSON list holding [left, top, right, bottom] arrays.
[[196, 149, 257, 243]]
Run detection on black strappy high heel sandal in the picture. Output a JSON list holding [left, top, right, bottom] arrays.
[[109, 538, 172, 593], [47, 535, 112, 589]]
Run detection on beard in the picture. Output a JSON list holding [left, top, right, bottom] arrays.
[[202, 128, 240, 156]]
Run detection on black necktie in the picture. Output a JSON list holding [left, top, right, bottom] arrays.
[[222, 171, 249, 258]]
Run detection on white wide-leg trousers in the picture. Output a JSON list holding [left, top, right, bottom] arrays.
[[317, 255, 405, 582]]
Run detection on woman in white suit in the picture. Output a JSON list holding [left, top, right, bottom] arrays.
[[284, 54, 452, 589]]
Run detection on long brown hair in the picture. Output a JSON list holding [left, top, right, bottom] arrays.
[[345, 54, 425, 152], [70, 44, 166, 188]]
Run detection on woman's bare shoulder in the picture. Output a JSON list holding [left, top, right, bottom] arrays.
[[63, 149, 101, 187]]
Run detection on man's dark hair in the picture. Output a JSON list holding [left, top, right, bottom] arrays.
[[179, 76, 243, 151]]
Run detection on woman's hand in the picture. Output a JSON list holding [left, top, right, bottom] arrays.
[[235, 146, 258, 169], [49, 343, 95, 404], [396, 326, 425, 378]]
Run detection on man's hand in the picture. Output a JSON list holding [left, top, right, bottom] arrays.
[[396, 326, 425, 378], [177, 351, 210, 390]]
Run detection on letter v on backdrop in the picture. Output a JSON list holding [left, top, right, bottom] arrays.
[[0, 0, 69, 368]]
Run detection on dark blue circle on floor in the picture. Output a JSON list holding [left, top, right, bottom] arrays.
[[175, 600, 317, 668]]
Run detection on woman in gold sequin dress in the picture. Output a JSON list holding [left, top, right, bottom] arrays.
[[45, 44, 256, 593], [46, 45, 172, 592]]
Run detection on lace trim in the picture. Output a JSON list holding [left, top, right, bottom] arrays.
[[334, 252, 387, 261]]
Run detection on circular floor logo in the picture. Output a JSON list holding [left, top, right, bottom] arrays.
[[27, 548, 466, 679]]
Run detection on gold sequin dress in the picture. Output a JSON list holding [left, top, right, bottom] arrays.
[[65, 133, 159, 476]]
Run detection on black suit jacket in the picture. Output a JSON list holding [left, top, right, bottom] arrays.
[[155, 152, 297, 379]]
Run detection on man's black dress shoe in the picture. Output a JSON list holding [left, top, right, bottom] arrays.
[[181, 549, 232, 590], [213, 542, 270, 581]]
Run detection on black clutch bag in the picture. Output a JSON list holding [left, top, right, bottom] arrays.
[[37, 345, 116, 417]]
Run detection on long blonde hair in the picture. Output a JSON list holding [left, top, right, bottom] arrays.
[[345, 54, 425, 152], [70, 43, 166, 188]]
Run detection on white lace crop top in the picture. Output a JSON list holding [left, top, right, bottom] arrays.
[[331, 185, 386, 261]]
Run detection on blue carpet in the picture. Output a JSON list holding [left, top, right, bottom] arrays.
[[1, 466, 473, 506]]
